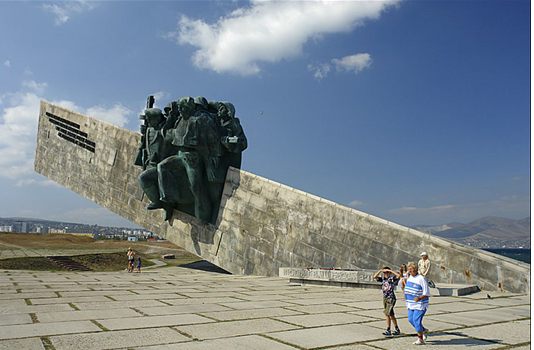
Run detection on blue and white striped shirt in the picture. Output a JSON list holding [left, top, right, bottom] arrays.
[[404, 274, 430, 310]]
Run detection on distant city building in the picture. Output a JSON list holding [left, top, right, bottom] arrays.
[[0, 225, 13, 232], [49, 228, 67, 233], [12, 222, 29, 233], [127, 236, 138, 242]]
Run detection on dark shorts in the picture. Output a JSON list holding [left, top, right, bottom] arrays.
[[383, 297, 396, 316]]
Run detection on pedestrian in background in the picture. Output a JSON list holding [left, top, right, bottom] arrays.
[[399, 263, 408, 291], [127, 247, 135, 272], [419, 252, 435, 287], [136, 257, 142, 273]]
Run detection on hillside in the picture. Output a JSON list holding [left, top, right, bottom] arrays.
[[414, 217, 530, 240]]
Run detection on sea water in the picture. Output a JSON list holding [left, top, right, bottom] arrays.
[[483, 248, 530, 264]]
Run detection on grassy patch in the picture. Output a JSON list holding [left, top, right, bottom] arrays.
[[0, 233, 204, 272], [0, 252, 155, 272], [0, 257, 68, 271], [70, 252, 156, 271]]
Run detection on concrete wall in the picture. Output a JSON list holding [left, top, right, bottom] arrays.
[[35, 102, 530, 293]]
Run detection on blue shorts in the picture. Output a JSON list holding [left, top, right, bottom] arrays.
[[408, 309, 426, 333]]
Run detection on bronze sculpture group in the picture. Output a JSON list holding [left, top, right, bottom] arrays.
[[134, 96, 247, 224]]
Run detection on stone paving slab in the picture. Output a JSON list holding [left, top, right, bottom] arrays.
[[179, 291, 245, 298], [0, 291, 59, 299], [201, 307, 303, 321], [453, 320, 531, 345], [366, 332, 503, 349], [507, 307, 531, 318], [162, 297, 244, 305], [107, 293, 186, 301], [0, 337, 46, 350], [466, 297, 531, 307], [0, 320, 101, 340], [339, 300, 382, 310], [137, 303, 232, 316], [347, 308, 400, 320], [36, 308, 142, 323], [73, 299, 169, 310], [97, 313, 214, 330], [431, 301, 496, 313], [50, 327, 190, 350], [176, 318, 301, 340], [426, 308, 527, 327], [364, 316, 462, 333], [274, 312, 374, 327], [0, 303, 74, 315], [233, 293, 297, 301], [30, 295, 111, 305], [322, 345, 378, 350], [268, 323, 381, 349], [0, 313, 33, 326], [286, 297, 353, 306], [285, 303, 358, 314], [139, 334, 299, 350], [58, 290, 136, 298], [134, 288, 203, 294], [219, 300, 296, 310]]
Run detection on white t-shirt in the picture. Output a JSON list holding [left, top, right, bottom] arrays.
[[404, 273, 430, 310]]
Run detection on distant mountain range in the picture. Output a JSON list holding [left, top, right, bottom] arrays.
[[413, 217, 531, 240]]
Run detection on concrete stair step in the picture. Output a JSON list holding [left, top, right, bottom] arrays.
[[45, 256, 92, 271]]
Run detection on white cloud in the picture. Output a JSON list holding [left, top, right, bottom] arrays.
[[22, 80, 48, 95], [0, 80, 132, 186], [3, 60, 10, 68], [0, 91, 42, 183], [86, 104, 131, 127], [43, 1, 97, 26], [308, 53, 372, 80], [168, 0, 398, 75], [332, 53, 373, 73], [153, 91, 170, 106], [308, 63, 331, 81], [348, 200, 364, 207], [390, 204, 457, 213]]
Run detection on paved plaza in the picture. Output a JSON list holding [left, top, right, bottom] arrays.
[[0, 265, 530, 350]]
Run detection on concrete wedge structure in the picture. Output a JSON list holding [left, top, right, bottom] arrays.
[[34, 101, 530, 293]]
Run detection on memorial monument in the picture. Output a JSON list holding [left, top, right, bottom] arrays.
[[34, 98, 530, 293], [134, 96, 247, 224]]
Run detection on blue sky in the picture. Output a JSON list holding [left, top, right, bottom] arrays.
[[0, 0, 530, 228]]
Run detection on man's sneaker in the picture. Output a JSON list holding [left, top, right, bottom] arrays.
[[382, 329, 392, 336], [413, 338, 425, 345], [392, 328, 401, 336], [422, 328, 429, 340]]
